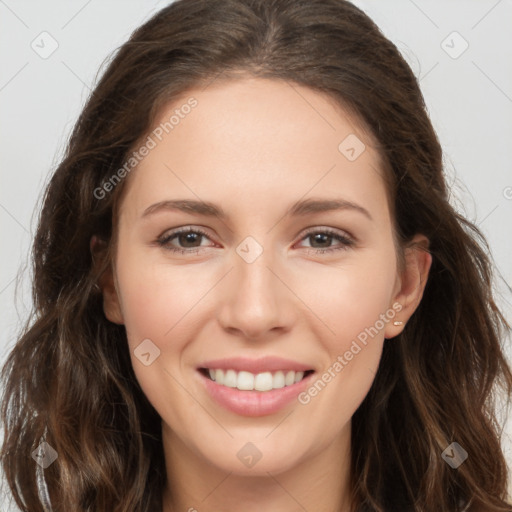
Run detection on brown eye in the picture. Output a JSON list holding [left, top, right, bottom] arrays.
[[157, 227, 213, 254], [297, 228, 354, 254]]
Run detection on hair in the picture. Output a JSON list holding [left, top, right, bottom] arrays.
[[1, 0, 511, 510]]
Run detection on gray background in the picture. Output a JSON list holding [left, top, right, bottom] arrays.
[[1, 0, 511, 509]]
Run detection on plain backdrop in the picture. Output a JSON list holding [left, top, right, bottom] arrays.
[[1, 0, 511, 509]]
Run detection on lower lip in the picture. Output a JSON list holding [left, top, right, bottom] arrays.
[[198, 370, 315, 417]]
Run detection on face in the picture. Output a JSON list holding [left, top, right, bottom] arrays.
[[100, 76, 429, 478]]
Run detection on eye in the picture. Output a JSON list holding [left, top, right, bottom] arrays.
[[157, 227, 214, 254], [296, 227, 355, 254], [156, 226, 355, 255]]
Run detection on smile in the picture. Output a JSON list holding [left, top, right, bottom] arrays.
[[200, 368, 314, 391], [196, 356, 317, 416]]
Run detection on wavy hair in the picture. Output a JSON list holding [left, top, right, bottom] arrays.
[[1, 0, 511, 510]]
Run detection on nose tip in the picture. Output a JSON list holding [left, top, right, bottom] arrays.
[[217, 255, 293, 341]]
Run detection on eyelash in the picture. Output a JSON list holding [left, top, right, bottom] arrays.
[[156, 226, 355, 255]]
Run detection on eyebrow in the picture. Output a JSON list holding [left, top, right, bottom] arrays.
[[141, 197, 372, 221]]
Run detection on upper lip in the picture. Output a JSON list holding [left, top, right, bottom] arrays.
[[198, 356, 314, 374]]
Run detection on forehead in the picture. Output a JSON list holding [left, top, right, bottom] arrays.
[[118, 77, 389, 223]]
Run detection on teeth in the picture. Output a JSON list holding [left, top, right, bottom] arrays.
[[254, 372, 273, 391], [205, 368, 309, 391], [223, 369, 238, 388], [237, 371, 254, 390], [273, 371, 285, 389]]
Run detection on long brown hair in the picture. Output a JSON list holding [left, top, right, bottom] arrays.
[[2, 0, 511, 510]]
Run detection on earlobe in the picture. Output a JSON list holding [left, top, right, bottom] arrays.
[[99, 268, 125, 325], [90, 235, 125, 325], [385, 234, 432, 339]]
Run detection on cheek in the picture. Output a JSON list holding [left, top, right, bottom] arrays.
[[117, 238, 397, 354], [116, 234, 397, 393], [304, 249, 398, 348], [114, 250, 214, 415], [295, 247, 397, 410], [116, 249, 207, 347]]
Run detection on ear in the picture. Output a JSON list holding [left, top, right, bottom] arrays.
[[384, 234, 432, 339], [90, 235, 125, 325]]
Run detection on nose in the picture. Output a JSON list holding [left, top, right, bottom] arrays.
[[216, 250, 296, 341]]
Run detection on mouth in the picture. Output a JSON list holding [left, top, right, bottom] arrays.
[[196, 363, 317, 417], [198, 367, 315, 392]]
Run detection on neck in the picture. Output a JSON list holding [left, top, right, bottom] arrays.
[[161, 421, 353, 512]]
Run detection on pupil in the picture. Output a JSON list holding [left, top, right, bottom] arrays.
[[181, 233, 199, 247], [177, 233, 332, 249], [312, 233, 330, 247]]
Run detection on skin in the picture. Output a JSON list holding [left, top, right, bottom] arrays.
[[97, 76, 432, 512]]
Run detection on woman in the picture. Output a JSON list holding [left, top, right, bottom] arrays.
[[1, 0, 511, 510]]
